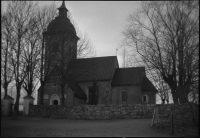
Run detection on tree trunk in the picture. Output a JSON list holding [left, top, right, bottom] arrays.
[[3, 83, 8, 97], [179, 92, 188, 103], [172, 90, 178, 104], [178, 86, 188, 103], [161, 99, 165, 104], [60, 84, 65, 105], [166, 99, 169, 104], [12, 85, 21, 119]]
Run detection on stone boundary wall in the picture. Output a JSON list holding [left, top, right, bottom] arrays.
[[29, 103, 199, 121], [29, 104, 155, 119], [156, 103, 199, 121], [153, 103, 199, 136]]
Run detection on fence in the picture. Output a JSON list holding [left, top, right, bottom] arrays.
[[151, 103, 199, 137]]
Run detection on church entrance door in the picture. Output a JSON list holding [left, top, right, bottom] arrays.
[[53, 100, 58, 105], [50, 94, 60, 105]]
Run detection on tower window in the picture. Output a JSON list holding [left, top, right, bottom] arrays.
[[69, 42, 74, 54]]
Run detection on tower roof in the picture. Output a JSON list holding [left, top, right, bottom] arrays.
[[58, 0, 68, 11], [46, 0, 78, 37]]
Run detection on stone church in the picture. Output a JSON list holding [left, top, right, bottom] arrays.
[[37, 1, 157, 106]]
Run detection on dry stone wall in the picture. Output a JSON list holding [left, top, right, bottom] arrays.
[[155, 103, 199, 121], [153, 103, 199, 137], [29, 103, 199, 123], [29, 104, 156, 119]]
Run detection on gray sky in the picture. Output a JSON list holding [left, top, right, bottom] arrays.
[[1, 1, 140, 67]]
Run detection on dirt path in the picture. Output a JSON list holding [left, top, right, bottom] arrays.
[[1, 117, 177, 137]]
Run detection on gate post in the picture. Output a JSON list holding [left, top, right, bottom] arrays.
[[23, 95, 35, 115], [171, 113, 174, 134], [2, 95, 14, 116]]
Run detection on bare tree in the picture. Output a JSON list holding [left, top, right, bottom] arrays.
[[22, 3, 58, 102], [22, 14, 41, 97], [148, 70, 170, 104], [123, 1, 199, 103], [68, 11, 96, 58], [77, 33, 96, 58], [1, 11, 14, 98], [5, 1, 38, 117], [121, 46, 128, 68], [118, 43, 170, 104]]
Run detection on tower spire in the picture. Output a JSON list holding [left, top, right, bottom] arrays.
[[58, 0, 68, 17]]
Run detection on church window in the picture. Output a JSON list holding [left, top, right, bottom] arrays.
[[88, 86, 96, 105], [142, 95, 148, 103]]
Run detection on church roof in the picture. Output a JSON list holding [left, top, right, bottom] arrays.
[[111, 67, 157, 92], [47, 16, 76, 36], [111, 67, 145, 86], [68, 56, 118, 82], [68, 81, 87, 99], [141, 76, 158, 92]]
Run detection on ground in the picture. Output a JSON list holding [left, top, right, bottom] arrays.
[[1, 117, 177, 137]]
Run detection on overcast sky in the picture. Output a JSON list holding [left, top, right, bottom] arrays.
[[1, 1, 140, 67]]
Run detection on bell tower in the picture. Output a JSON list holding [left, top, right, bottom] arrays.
[[44, 1, 79, 76]]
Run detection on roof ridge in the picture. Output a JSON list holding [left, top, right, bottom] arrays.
[[118, 67, 145, 69], [76, 56, 117, 60]]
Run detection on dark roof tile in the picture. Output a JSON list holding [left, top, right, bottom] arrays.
[[111, 67, 145, 86], [68, 56, 118, 82], [141, 76, 158, 92]]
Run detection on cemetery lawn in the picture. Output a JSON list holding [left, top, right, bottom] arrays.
[[1, 117, 177, 137]]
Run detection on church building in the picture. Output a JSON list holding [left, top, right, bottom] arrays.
[[37, 1, 157, 106]]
